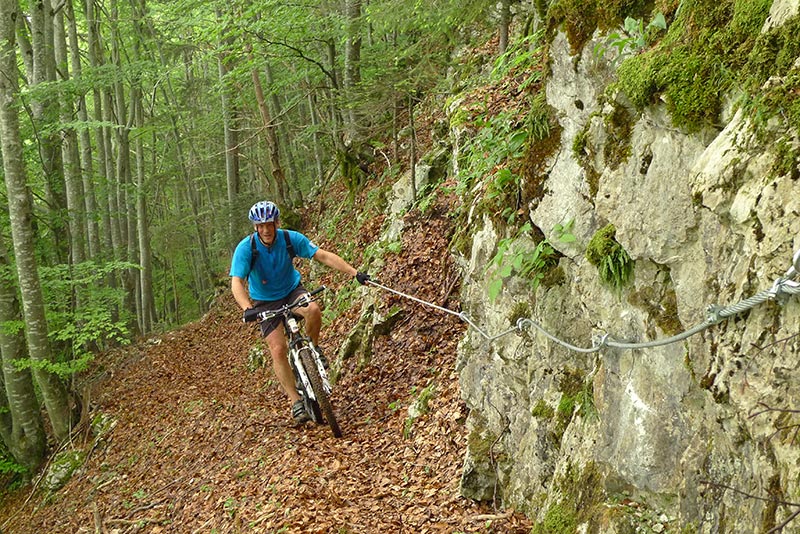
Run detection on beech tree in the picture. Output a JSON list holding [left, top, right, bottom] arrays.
[[0, 233, 47, 472], [0, 0, 74, 443]]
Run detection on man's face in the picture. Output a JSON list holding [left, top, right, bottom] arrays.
[[255, 221, 277, 245]]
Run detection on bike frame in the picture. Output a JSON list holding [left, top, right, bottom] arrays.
[[284, 313, 332, 402], [243, 286, 342, 437]]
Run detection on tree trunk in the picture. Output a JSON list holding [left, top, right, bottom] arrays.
[[0, 0, 74, 441], [54, 1, 86, 265], [66, 0, 101, 260], [217, 19, 240, 250], [0, 233, 47, 473], [29, 0, 69, 264], [305, 76, 324, 187], [498, 0, 511, 54], [131, 0, 155, 332], [409, 93, 417, 200], [264, 61, 301, 204], [110, 0, 140, 332], [84, 0, 113, 259], [251, 65, 289, 206], [14, 13, 32, 77], [343, 0, 362, 138], [324, 38, 344, 144], [133, 95, 155, 333]]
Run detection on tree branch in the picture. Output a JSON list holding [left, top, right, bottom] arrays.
[[246, 31, 336, 86]]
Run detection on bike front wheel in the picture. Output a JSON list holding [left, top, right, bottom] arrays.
[[300, 351, 342, 438]]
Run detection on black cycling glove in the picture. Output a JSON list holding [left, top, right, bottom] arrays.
[[355, 271, 371, 285], [242, 308, 257, 323]]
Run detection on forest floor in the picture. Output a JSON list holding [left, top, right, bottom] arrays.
[[0, 190, 532, 533]]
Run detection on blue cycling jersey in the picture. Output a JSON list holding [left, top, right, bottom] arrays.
[[229, 229, 320, 301]]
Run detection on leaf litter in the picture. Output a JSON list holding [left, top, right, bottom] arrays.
[[0, 192, 532, 533]]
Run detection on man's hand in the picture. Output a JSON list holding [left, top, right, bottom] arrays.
[[355, 272, 371, 285], [242, 308, 255, 323]]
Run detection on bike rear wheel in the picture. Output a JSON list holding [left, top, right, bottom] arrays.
[[300, 351, 342, 438]]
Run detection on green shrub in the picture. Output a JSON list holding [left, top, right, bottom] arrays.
[[487, 220, 576, 301], [586, 224, 634, 291]]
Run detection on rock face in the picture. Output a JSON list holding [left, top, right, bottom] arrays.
[[455, 14, 800, 534]]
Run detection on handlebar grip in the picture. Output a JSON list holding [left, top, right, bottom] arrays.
[[309, 286, 326, 297], [243, 308, 261, 323]]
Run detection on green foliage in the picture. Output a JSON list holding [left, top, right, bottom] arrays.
[[386, 241, 403, 255], [322, 283, 358, 326], [532, 461, 607, 533], [487, 221, 574, 301], [51, 305, 131, 348], [740, 59, 800, 136], [491, 31, 546, 91], [456, 111, 528, 196], [546, 0, 600, 54], [527, 92, 552, 143], [531, 399, 555, 419], [586, 224, 634, 292], [13, 353, 93, 380], [603, 104, 635, 170], [0, 446, 28, 477], [403, 383, 436, 439], [614, 0, 775, 132], [455, 110, 539, 227], [595, 13, 667, 65], [546, 0, 653, 54], [39, 261, 134, 357], [415, 182, 439, 214]]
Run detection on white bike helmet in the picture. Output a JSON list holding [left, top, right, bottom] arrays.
[[248, 200, 279, 223]]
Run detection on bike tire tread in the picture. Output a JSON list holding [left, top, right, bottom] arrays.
[[300, 351, 343, 438]]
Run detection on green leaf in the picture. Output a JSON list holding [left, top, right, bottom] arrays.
[[649, 13, 667, 30], [499, 264, 513, 278], [624, 17, 639, 34], [488, 279, 503, 301], [559, 233, 577, 243], [508, 130, 528, 153], [495, 167, 513, 182]]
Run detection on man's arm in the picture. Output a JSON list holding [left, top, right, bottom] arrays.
[[312, 249, 358, 277], [231, 276, 252, 310]]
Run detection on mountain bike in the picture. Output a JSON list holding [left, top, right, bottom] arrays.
[[243, 286, 342, 438]]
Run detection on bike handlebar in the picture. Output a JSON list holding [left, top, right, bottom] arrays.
[[242, 286, 326, 323]]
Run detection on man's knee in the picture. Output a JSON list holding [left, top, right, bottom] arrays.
[[303, 301, 321, 320], [266, 333, 287, 358]]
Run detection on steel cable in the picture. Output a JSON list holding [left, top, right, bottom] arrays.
[[366, 248, 800, 353]]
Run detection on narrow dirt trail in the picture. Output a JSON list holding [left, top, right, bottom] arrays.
[[0, 195, 532, 533]]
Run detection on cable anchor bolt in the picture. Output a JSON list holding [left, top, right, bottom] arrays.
[[706, 304, 724, 325], [515, 318, 533, 336]]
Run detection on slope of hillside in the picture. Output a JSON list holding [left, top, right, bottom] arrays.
[[0, 192, 532, 533]]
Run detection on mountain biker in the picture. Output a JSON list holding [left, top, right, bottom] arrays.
[[230, 200, 371, 424]]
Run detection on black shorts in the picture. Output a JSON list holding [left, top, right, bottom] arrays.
[[252, 285, 309, 338]]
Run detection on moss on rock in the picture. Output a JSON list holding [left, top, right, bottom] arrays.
[[586, 224, 634, 291], [43, 450, 86, 493], [603, 104, 635, 170], [615, 0, 779, 132], [533, 461, 607, 533]]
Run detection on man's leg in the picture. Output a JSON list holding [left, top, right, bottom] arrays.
[[295, 301, 322, 345], [265, 327, 301, 404]]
